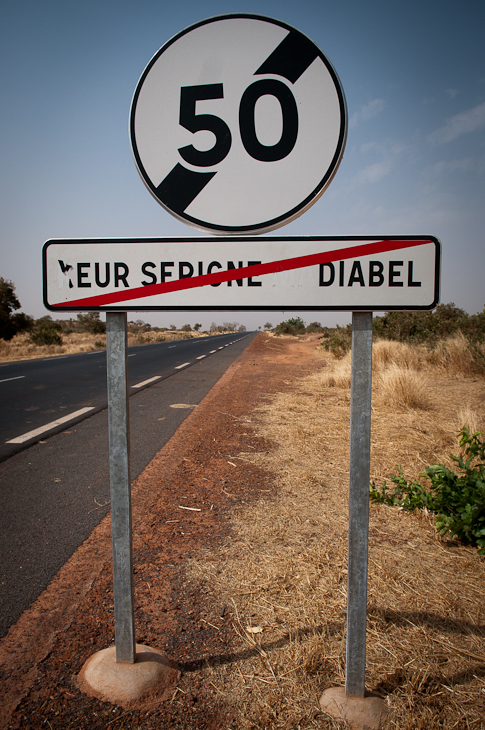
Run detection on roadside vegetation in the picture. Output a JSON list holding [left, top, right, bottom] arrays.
[[0, 279, 247, 362], [187, 333, 485, 728], [272, 303, 485, 375], [0, 323, 243, 363]]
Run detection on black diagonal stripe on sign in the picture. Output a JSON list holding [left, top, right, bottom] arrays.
[[254, 29, 319, 83], [156, 164, 217, 214]]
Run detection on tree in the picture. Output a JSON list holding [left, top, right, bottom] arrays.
[[181, 324, 192, 332], [0, 278, 33, 340], [264, 322, 273, 330], [193, 323, 202, 331], [77, 312, 106, 334], [223, 321, 239, 331]]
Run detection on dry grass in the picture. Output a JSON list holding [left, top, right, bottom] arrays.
[[186, 339, 485, 729], [0, 329, 207, 363], [378, 364, 432, 410]]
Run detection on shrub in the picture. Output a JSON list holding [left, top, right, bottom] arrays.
[[29, 328, 63, 346], [370, 427, 485, 554], [318, 324, 351, 358], [29, 316, 63, 346], [77, 312, 106, 334], [373, 303, 485, 355], [274, 317, 306, 336]]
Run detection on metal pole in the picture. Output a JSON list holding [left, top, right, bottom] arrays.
[[346, 311, 373, 696], [106, 312, 135, 663]]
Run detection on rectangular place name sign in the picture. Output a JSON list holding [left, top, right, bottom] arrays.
[[43, 236, 440, 312]]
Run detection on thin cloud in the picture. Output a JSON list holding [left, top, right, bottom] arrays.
[[424, 158, 473, 177], [355, 139, 409, 185], [349, 98, 386, 129], [427, 101, 485, 145], [357, 159, 392, 183]]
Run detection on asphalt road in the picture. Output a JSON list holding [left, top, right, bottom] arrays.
[[0, 331, 250, 462], [0, 331, 257, 638]]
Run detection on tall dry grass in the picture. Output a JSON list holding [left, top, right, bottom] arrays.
[[316, 335, 484, 397], [184, 336, 485, 729]]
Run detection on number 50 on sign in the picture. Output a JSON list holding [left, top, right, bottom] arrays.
[[130, 14, 347, 235]]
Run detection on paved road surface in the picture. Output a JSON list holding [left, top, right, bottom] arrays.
[[0, 332, 249, 462], [0, 332, 257, 637]]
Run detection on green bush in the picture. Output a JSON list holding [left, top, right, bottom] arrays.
[[274, 317, 306, 336], [373, 303, 485, 344], [370, 428, 485, 554], [29, 316, 63, 346], [306, 321, 325, 333], [29, 327, 63, 346], [77, 312, 106, 334], [318, 324, 352, 358]]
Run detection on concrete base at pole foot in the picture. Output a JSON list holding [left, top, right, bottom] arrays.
[[77, 644, 179, 707], [319, 687, 388, 729]]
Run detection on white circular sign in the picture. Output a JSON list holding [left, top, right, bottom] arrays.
[[130, 14, 347, 235]]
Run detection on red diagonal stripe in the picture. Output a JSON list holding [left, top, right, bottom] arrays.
[[52, 239, 432, 308]]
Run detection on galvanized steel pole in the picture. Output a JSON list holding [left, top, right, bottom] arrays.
[[346, 311, 373, 696], [106, 312, 135, 663]]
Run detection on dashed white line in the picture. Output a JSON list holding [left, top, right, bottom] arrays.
[[0, 375, 25, 384], [132, 375, 162, 388], [196, 355, 206, 360], [6, 407, 95, 444], [175, 362, 190, 369], [210, 350, 217, 354]]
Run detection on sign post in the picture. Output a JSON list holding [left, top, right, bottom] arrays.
[[106, 312, 135, 663], [346, 311, 373, 696]]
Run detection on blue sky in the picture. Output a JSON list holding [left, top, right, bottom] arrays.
[[1, 0, 484, 330]]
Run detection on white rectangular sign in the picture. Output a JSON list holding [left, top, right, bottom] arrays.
[[43, 236, 440, 312]]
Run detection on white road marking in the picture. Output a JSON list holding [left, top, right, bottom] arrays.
[[128, 354, 136, 357], [132, 375, 162, 388], [175, 362, 190, 369], [6, 407, 95, 444], [0, 375, 25, 384], [196, 355, 206, 360], [210, 350, 217, 354], [168, 345, 176, 348]]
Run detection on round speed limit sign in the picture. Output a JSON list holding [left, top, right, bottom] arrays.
[[130, 14, 347, 235]]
